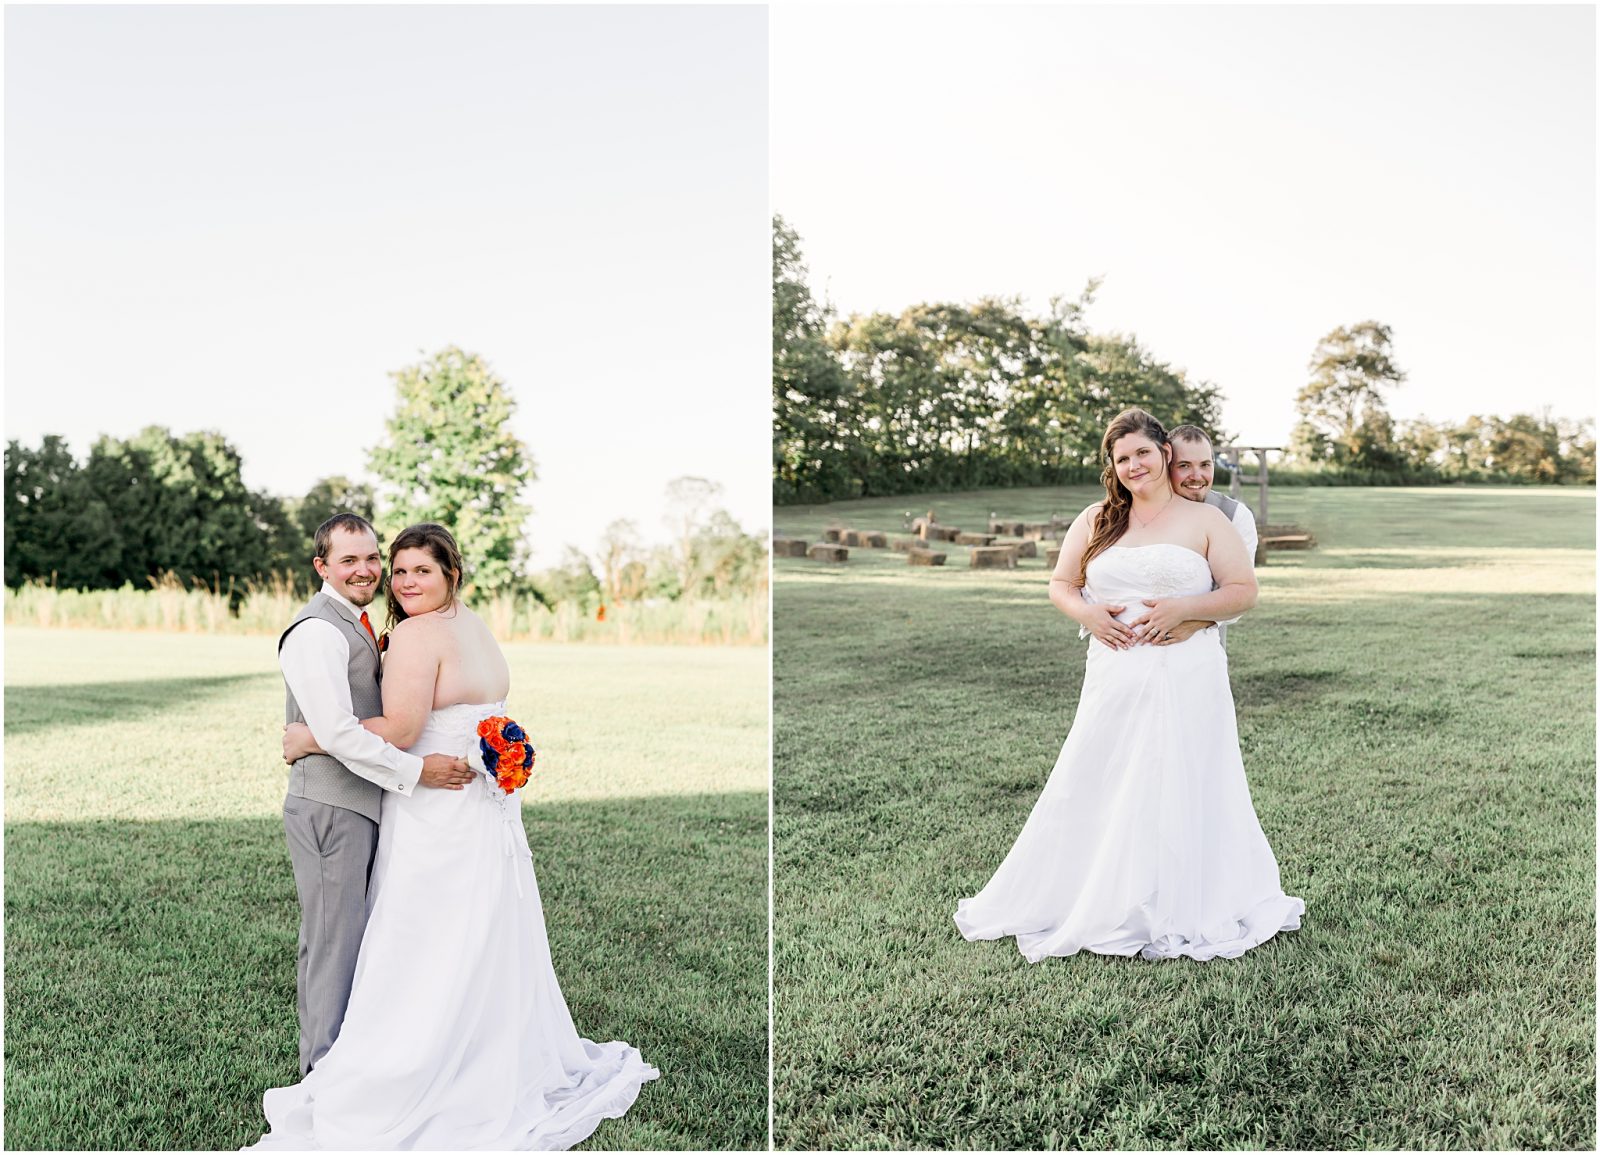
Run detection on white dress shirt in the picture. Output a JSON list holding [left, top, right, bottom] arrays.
[[279, 581, 423, 795]]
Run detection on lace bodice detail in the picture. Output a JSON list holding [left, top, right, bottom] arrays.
[[1085, 544, 1214, 624]]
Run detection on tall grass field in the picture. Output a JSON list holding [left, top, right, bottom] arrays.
[[5, 631, 768, 1150], [773, 485, 1594, 1150], [4, 576, 767, 646]]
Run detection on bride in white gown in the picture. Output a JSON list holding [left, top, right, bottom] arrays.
[[255, 524, 657, 1150], [955, 409, 1303, 962]]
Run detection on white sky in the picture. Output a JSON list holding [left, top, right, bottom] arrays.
[[773, 4, 1596, 448], [5, 4, 769, 568]]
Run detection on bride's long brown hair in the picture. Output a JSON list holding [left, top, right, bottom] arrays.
[[1079, 408, 1171, 585]]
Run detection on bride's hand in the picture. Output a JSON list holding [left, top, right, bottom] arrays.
[[1083, 603, 1134, 650], [1130, 598, 1193, 644], [283, 722, 324, 764]]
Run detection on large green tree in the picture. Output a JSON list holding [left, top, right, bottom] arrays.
[[84, 427, 269, 589], [296, 476, 376, 547], [773, 215, 851, 502], [1290, 321, 1407, 467], [367, 347, 536, 597], [773, 217, 1230, 502], [4, 436, 122, 588]]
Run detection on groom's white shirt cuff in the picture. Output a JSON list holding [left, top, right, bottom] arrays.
[[279, 582, 424, 795]]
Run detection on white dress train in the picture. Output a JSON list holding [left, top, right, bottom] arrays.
[[252, 701, 658, 1150], [954, 545, 1303, 962]]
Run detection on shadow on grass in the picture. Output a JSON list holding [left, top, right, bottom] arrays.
[[4, 674, 275, 736], [4, 792, 766, 1152]]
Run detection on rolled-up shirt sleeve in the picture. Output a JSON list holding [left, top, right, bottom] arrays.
[[280, 619, 423, 795]]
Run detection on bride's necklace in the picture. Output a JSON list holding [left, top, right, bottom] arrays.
[[1129, 494, 1176, 530]]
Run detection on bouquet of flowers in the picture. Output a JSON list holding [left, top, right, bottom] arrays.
[[475, 715, 537, 794]]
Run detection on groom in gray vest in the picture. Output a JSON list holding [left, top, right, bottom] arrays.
[[1164, 424, 1259, 648], [277, 513, 474, 1075]]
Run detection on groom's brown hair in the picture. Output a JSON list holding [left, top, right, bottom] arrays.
[[1167, 424, 1212, 448], [312, 513, 379, 565]]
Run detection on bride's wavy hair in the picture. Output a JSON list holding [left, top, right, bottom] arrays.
[[385, 522, 466, 630], [1079, 408, 1171, 585]]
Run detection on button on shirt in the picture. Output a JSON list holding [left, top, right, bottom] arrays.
[[279, 582, 423, 794]]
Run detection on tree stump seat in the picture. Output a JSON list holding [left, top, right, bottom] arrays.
[[993, 537, 1037, 558], [1263, 529, 1317, 550], [970, 546, 1018, 569]]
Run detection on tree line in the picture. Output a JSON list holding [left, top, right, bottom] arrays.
[[774, 216, 1594, 502], [1287, 321, 1594, 483], [6, 347, 765, 610]]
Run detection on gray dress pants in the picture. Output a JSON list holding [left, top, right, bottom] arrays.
[[282, 796, 379, 1076]]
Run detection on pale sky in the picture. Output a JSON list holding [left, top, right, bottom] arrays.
[[6, 4, 769, 568], [773, 4, 1596, 448]]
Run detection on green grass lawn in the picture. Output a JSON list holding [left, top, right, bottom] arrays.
[[773, 485, 1595, 1150], [4, 631, 768, 1151]]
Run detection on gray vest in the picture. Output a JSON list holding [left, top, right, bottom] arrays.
[[280, 593, 386, 823], [1204, 489, 1241, 521]]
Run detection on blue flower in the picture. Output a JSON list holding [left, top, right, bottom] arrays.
[[502, 721, 525, 743]]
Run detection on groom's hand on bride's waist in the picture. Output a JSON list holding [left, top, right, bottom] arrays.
[[419, 754, 475, 790], [1146, 619, 1212, 646]]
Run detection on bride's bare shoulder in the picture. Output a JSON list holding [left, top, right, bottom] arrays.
[[388, 611, 451, 648]]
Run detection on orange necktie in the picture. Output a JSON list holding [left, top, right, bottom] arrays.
[[359, 611, 378, 647]]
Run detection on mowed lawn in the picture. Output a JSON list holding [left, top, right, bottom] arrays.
[[773, 485, 1595, 1150], [4, 632, 768, 1151]]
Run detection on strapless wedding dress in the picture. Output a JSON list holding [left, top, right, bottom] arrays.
[[955, 545, 1304, 962], [252, 701, 658, 1150]]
